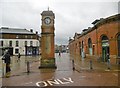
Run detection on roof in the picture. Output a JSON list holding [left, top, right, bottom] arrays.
[[70, 14, 120, 42], [0, 27, 35, 34], [41, 10, 55, 16]]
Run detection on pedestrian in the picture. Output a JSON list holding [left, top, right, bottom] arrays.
[[58, 51, 61, 56], [72, 59, 75, 70], [2, 51, 11, 78], [106, 53, 110, 69], [17, 53, 21, 61]]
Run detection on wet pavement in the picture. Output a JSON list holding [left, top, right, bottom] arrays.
[[0, 53, 120, 87]]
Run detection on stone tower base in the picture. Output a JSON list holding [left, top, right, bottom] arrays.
[[39, 58, 57, 69]]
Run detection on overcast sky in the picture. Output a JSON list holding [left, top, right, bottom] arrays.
[[0, 0, 119, 45]]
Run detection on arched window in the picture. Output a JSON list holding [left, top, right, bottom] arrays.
[[88, 38, 92, 55], [102, 36, 108, 41], [81, 41, 85, 58], [102, 35, 109, 47], [82, 41, 84, 49], [118, 34, 120, 57], [79, 42, 81, 55], [88, 38, 92, 48]]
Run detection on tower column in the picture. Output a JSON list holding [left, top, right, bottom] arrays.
[[39, 10, 57, 69]]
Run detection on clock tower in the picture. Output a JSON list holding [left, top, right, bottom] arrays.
[[39, 9, 57, 68]]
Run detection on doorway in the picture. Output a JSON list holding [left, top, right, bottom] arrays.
[[101, 35, 109, 62]]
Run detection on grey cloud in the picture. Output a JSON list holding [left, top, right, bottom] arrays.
[[1, 1, 118, 45]]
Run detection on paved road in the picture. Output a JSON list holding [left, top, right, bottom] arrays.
[[1, 53, 120, 87]]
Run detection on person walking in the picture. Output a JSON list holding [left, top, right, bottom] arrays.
[[18, 53, 21, 61], [2, 51, 11, 78], [106, 53, 110, 69], [58, 51, 61, 56]]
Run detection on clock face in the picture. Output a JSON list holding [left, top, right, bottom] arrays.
[[44, 17, 51, 25]]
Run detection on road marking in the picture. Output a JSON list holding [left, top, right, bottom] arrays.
[[113, 73, 118, 77], [24, 82, 33, 85], [105, 69, 120, 72], [36, 77, 73, 87], [81, 76, 86, 78], [105, 70, 110, 71], [98, 74, 101, 77], [113, 70, 120, 72], [79, 76, 86, 80]]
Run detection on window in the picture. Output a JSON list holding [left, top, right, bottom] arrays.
[[16, 41, 19, 47], [9, 41, 12, 47], [16, 35, 19, 38], [30, 41, 33, 46], [88, 38, 92, 48], [25, 41, 27, 46], [0, 41, 3, 46], [82, 41, 84, 48], [15, 49, 19, 54], [36, 41, 38, 46], [101, 35, 109, 47], [101, 35, 109, 62], [25, 35, 27, 38], [31, 36, 33, 39], [118, 34, 120, 57], [88, 38, 92, 55]]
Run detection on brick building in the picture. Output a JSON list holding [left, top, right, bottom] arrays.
[[0, 27, 40, 56], [68, 14, 120, 64]]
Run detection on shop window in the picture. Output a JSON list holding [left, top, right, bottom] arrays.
[[15, 49, 19, 54]]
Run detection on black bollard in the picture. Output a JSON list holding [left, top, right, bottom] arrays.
[[90, 60, 93, 69], [72, 59, 75, 70], [27, 61, 30, 73]]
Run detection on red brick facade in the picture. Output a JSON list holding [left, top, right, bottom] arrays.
[[68, 14, 120, 64]]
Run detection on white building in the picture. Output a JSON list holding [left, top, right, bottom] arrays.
[[0, 27, 40, 56]]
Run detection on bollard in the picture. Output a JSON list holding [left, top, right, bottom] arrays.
[[107, 59, 110, 69], [27, 61, 30, 73], [2, 62, 6, 77], [72, 59, 75, 70], [90, 60, 93, 69]]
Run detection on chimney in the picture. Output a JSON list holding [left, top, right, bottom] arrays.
[[36, 31, 38, 34], [30, 29, 33, 32]]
